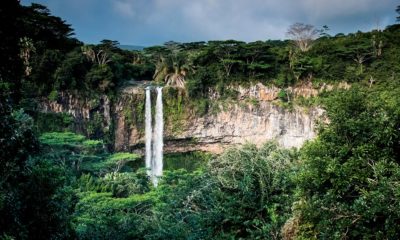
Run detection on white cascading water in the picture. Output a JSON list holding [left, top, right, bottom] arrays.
[[152, 87, 164, 186], [145, 87, 152, 177], [144, 86, 164, 186]]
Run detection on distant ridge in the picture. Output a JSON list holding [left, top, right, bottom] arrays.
[[118, 44, 145, 51]]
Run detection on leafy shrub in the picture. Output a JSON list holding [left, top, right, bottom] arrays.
[[150, 142, 298, 239], [39, 132, 86, 146], [294, 88, 400, 239], [73, 191, 154, 240], [278, 89, 288, 102], [86, 152, 139, 174], [35, 112, 74, 133], [101, 170, 150, 197], [48, 89, 58, 101]]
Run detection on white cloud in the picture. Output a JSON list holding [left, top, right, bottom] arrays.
[[113, 0, 136, 18], [36, 0, 398, 44], [131, 0, 394, 41]]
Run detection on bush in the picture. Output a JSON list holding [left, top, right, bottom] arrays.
[[73, 191, 154, 240], [150, 142, 298, 239], [35, 112, 74, 133], [294, 88, 400, 239], [48, 89, 58, 101]]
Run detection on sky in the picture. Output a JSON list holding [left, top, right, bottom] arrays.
[[21, 0, 399, 46]]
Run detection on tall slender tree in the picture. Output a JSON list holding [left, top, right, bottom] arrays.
[[286, 23, 318, 52]]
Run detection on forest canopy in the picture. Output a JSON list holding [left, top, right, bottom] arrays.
[[1, 1, 400, 239]]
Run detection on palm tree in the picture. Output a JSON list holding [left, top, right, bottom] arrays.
[[163, 41, 189, 88], [147, 42, 194, 88]]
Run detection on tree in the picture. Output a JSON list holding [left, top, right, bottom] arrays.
[[242, 41, 272, 79], [145, 42, 194, 88], [0, 106, 77, 239], [287, 23, 319, 52], [294, 88, 400, 239], [209, 40, 244, 78], [144, 45, 169, 82], [0, 0, 23, 102], [16, 3, 81, 97], [82, 45, 112, 66], [30, 49, 63, 95], [151, 143, 298, 239], [85, 65, 114, 92], [163, 41, 188, 88], [353, 52, 367, 74], [54, 48, 90, 91], [20, 3, 77, 51]]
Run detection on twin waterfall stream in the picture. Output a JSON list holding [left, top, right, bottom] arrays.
[[145, 87, 164, 186]]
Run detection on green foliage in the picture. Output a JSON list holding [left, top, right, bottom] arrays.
[[40, 131, 87, 146], [150, 143, 298, 239], [278, 89, 288, 102], [9, 0, 400, 103], [1, 107, 75, 239], [85, 65, 114, 93], [82, 139, 102, 147], [3, 2, 400, 239], [187, 67, 217, 98], [294, 87, 400, 239], [100, 171, 150, 197], [163, 151, 211, 172], [48, 89, 58, 101], [163, 87, 188, 133], [38, 132, 142, 177], [87, 152, 139, 174], [293, 96, 318, 108], [0, 108, 38, 185], [53, 48, 90, 93], [72, 191, 154, 240], [87, 112, 105, 139], [0, 106, 39, 239], [21, 157, 77, 239], [35, 112, 74, 133], [192, 98, 210, 116], [107, 152, 139, 162]]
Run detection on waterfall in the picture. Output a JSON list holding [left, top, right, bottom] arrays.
[[152, 87, 164, 186], [144, 86, 163, 187], [145, 87, 152, 177]]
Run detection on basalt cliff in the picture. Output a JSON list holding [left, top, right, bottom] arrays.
[[39, 83, 331, 153]]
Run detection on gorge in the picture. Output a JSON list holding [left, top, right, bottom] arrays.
[[3, 2, 400, 239], [39, 83, 324, 155]]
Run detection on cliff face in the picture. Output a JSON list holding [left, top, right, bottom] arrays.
[[39, 92, 111, 133], [166, 103, 321, 153], [40, 83, 325, 153]]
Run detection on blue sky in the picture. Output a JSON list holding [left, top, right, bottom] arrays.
[[21, 0, 399, 46]]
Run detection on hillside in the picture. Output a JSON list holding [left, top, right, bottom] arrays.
[[1, 2, 400, 239]]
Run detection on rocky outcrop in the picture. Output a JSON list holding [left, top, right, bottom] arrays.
[[233, 82, 350, 101], [168, 103, 322, 153], [113, 91, 145, 151], [39, 82, 330, 153], [236, 84, 280, 101], [112, 90, 323, 153], [39, 92, 111, 133]]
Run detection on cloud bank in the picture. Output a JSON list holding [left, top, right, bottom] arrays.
[[22, 0, 398, 45]]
